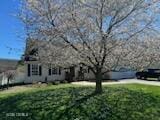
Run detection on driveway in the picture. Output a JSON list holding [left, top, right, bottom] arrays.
[[72, 79, 160, 86]]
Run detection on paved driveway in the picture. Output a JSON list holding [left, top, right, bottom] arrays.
[[72, 79, 160, 86]]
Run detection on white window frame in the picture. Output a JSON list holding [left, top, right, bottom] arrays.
[[31, 64, 39, 76], [48, 64, 60, 75]]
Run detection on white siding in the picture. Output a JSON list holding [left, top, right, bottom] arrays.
[[0, 61, 137, 86], [1, 73, 7, 85], [24, 61, 65, 83], [73, 66, 136, 80], [0, 72, 25, 85], [108, 71, 136, 80]]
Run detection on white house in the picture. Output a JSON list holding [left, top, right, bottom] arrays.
[[23, 58, 94, 83], [0, 39, 136, 86], [22, 39, 136, 83], [23, 60, 136, 83], [0, 61, 136, 86]]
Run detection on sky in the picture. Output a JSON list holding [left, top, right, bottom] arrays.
[[0, 0, 25, 60]]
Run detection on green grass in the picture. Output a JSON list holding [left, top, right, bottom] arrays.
[[108, 83, 160, 96], [0, 84, 74, 98], [0, 84, 160, 120]]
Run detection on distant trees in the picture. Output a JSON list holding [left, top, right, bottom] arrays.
[[19, 0, 160, 93]]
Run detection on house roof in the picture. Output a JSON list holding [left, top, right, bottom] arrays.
[[0, 58, 18, 73], [24, 38, 66, 61]]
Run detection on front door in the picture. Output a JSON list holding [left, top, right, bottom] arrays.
[[70, 67, 75, 78]]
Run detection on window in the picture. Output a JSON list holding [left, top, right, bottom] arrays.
[[49, 67, 61, 75], [52, 68, 58, 74], [31, 64, 39, 75]]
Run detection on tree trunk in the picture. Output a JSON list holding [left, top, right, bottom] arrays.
[[95, 71, 103, 94]]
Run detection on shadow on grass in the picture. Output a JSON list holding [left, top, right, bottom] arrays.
[[55, 89, 97, 120], [0, 86, 160, 120]]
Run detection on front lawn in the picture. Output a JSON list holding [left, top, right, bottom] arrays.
[[109, 83, 160, 96], [0, 84, 160, 120]]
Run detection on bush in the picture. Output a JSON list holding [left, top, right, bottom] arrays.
[[60, 80, 68, 84], [47, 82, 53, 86], [52, 81, 60, 85]]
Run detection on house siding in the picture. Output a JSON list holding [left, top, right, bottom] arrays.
[[0, 61, 136, 86], [24, 61, 65, 83], [108, 71, 136, 80]]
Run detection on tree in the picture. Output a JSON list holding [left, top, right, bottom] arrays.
[[4, 70, 16, 89], [19, 0, 160, 93]]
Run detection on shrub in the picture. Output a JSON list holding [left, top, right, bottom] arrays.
[[60, 80, 68, 84], [47, 82, 53, 86], [52, 81, 60, 85]]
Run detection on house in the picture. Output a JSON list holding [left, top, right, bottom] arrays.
[[0, 39, 136, 86], [0, 40, 136, 86], [22, 39, 136, 83], [22, 39, 65, 83]]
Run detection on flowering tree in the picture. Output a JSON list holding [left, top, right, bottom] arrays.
[[19, 0, 160, 93]]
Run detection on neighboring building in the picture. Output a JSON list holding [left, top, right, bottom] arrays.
[[0, 59, 19, 85], [0, 73, 3, 85]]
